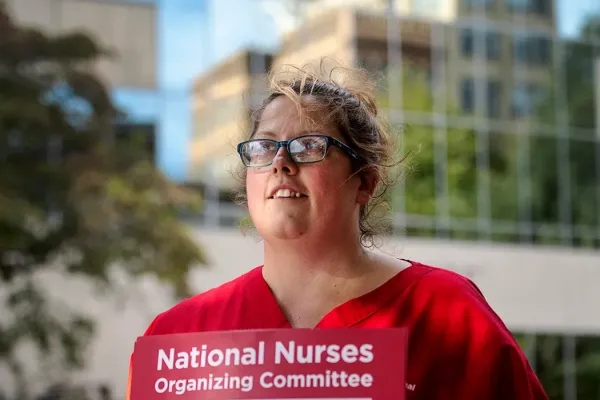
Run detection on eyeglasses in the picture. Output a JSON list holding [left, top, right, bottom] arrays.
[[237, 134, 361, 168]]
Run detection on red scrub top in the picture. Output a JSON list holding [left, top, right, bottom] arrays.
[[127, 261, 548, 400]]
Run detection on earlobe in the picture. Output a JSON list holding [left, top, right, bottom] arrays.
[[356, 191, 371, 206], [356, 172, 377, 206]]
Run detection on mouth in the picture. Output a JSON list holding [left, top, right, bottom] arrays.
[[269, 188, 309, 199]]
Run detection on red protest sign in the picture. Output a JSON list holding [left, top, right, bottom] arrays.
[[130, 328, 408, 400]]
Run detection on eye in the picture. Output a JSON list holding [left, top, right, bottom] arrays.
[[248, 140, 274, 154], [293, 137, 326, 151], [242, 140, 277, 166], [290, 136, 328, 162]]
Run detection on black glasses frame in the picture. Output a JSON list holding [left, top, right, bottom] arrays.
[[236, 134, 361, 168]]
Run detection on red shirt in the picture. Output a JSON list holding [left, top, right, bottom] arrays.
[[128, 261, 548, 399]]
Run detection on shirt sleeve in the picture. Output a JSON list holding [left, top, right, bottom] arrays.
[[492, 340, 549, 400], [413, 269, 548, 400], [126, 314, 162, 400]]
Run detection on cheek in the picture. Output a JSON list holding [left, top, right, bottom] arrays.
[[245, 171, 264, 206], [305, 165, 352, 200]]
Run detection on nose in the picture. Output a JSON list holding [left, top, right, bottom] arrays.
[[270, 146, 298, 175]]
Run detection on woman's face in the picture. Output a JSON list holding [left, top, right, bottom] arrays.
[[246, 95, 371, 243]]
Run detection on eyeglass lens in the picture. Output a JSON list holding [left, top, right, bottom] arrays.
[[242, 136, 328, 166]]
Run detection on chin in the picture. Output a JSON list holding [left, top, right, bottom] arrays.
[[261, 221, 308, 241]]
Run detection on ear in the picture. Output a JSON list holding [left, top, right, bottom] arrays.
[[356, 170, 378, 206]]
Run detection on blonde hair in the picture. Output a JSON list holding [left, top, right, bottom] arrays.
[[234, 60, 404, 248]]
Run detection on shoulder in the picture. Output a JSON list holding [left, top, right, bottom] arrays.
[[408, 262, 499, 316], [407, 262, 484, 295], [405, 261, 516, 345], [403, 262, 547, 399], [142, 266, 262, 335]]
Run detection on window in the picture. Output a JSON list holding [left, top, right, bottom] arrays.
[[506, 0, 527, 10], [461, 79, 475, 113], [412, 0, 441, 15], [513, 34, 551, 65], [487, 80, 502, 118], [507, 0, 551, 16], [461, 28, 502, 60], [512, 83, 543, 117], [461, 78, 504, 117], [531, 0, 551, 14], [486, 32, 501, 60], [461, 29, 474, 57], [463, 0, 494, 9]]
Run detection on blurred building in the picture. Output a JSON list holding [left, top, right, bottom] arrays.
[[280, 1, 556, 123], [274, 7, 433, 75], [189, 50, 274, 189], [302, 0, 554, 25], [189, 2, 556, 188], [5, 0, 157, 89], [5, 0, 159, 161], [188, 9, 434, 189]]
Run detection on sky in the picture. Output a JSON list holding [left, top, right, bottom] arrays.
[[113, 0, 281, 181], [113, 0, 599, 182]]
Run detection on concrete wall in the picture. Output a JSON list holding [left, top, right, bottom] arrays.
[[2, 228, 599, 396], [5, 0, 157, 89], [80, 228, 600, 392], [185, 228, 600, 335]]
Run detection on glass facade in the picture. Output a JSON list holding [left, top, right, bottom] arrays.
[[378, 2, 599, 398], [188, 1, 600, 246]]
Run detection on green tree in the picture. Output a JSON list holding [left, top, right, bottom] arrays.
[[0, 2, 206, 398]]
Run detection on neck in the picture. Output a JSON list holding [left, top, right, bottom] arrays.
[[263, 234, 368, 281], [261, 231, 378, 328]]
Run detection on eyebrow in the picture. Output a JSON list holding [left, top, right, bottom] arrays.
[[253, 130, 277, 138], [253, 130, 319, 139]]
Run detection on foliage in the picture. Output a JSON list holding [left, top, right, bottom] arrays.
[[0, 1, 206, 398]]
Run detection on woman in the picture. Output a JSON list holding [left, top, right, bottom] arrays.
[[128, 64, 548, 399]]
